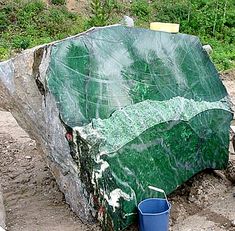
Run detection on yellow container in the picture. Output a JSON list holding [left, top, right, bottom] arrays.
[[150, 22, 179, 33]]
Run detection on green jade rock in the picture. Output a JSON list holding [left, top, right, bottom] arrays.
[[0, 25, 232, 230], [46, 25, 233, 230]]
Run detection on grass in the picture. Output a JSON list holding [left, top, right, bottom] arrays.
[[0, 0, 87, 60], [0, 0, 234, 71]]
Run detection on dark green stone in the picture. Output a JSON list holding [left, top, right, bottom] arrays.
[[46, 25, 233, 230]]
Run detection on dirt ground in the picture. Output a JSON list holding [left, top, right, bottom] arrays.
[[0, 112, 100, 231], [0, 71, 234, 231], [43, 0, 89, 13]]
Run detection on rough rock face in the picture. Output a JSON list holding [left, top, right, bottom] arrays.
[[0, 43, 94, 222], [0, 25, 233, 230]]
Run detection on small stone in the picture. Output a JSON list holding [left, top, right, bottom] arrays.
[[231, 220, 235, 227], [198, 189, 202, 195], [188, 196, 196, 203], [203, 44, 213, 54], [25, 155, 32, 160], [121, 16, 134, 27]]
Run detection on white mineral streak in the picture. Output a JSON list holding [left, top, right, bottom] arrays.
[[73, 125, 108, 184], [123, 213, 137, 218], [72, 96, 231, 209], [74, 95, 231, 173], [94, 158, 109, 180], [94, 96, 231, 156], [73, 124, 134, 210], [73, 124, 101, 141], [102, 188, 132, 212]]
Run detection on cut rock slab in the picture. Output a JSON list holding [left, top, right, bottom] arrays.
[[0, 25, 233, 230]]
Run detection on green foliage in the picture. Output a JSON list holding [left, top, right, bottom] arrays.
[[0, 0, 234, 71], [0, 11, 9, 32], [201, 37, 235, 71], [12, 35, 30, 49], [88, 0, 117, 27], [130, 0, 150, 20], [0, 46, 9, 61], [51, 0, 66, 5], [129, 0, 235, 71], [151, 0, 190, 25], [0, 0, 86, 59]]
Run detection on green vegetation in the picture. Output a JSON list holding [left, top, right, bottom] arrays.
[[51, 0, 66, 5], [0, 0, 85, 60], [0, 0, 234, 71], [128, 0, 235, 71], [88, 0, 117, 26]]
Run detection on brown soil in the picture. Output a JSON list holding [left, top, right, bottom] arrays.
[[221, 69, 235, 116], [0, 112, 98, 231], [66, 0, 89, 13], [0, 71, 234, 231], [43, 0, 89, 13]]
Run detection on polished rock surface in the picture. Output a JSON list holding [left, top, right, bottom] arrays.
[[0, 25, 233, 230]]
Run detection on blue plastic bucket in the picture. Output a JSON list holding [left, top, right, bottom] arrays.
[[138, 187, 171, 231]]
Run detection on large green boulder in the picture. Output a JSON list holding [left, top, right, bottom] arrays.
[[46, 25, 232, 229], [1, 25, 231, 230]]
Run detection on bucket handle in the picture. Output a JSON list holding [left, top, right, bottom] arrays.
[[148, 186, 169, 204]]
